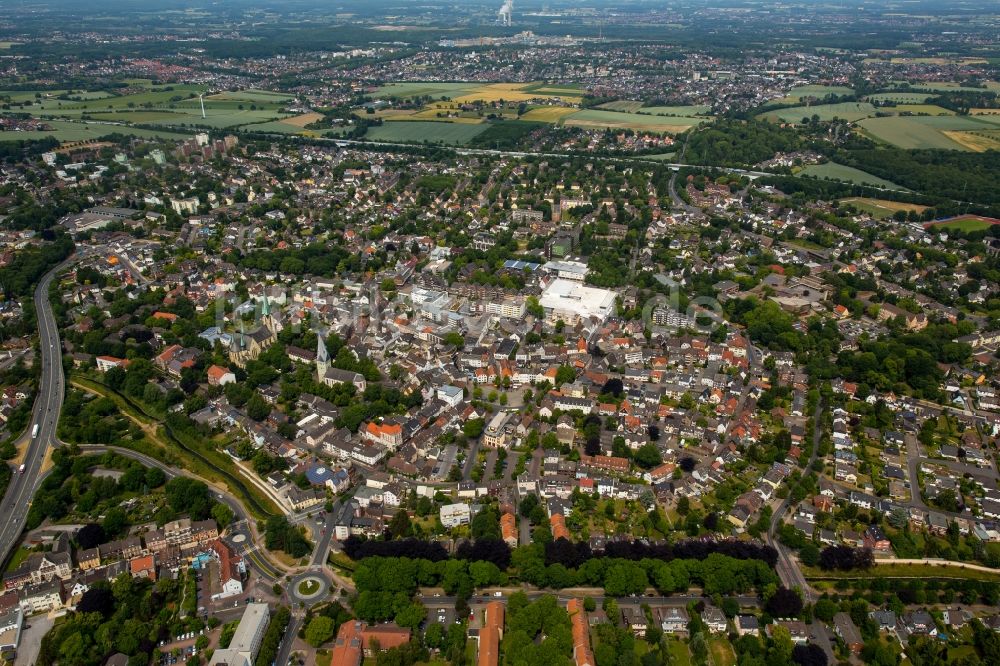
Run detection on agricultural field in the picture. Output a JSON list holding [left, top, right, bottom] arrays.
[[857, 114, 1000, 150], [759, 101, 876, 123], [798, 162, 903, 189], [866, 92, 935, 104], [375, 81, 583, 104], [0, 119, 190, 143], [596, 100, 644, 112], [910, 81, 1000, 93], [519, 106, 578, 122], [364, 120, 488, 144], [940, 129, 1000, 152], [888, 104, 954, 116], [765, 84, 854, 105], [972, 108, 1000, 115], [564, 109, 707, 133], [641, 105, 712, 117], [839, 197, 928, 219], [2, 83, 294, 133]]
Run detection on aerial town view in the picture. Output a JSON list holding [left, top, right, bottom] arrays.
[[1, 0, 1000, 664]]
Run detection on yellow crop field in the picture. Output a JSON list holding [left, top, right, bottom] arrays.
[[971, 108, 1000, 115], [521, 106, 578, 122], [282, 112, 323, 128], [941, 130, 1000, 152]]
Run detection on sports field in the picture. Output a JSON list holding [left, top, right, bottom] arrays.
[[798, 162, 903, 189], [925, 216, 1000, 233], [364, 120, 488, 144], [839, 198, 927, 219], [759, 102, 876, 123]]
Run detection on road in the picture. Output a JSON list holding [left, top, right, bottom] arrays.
[[274, 615, 301, 666], [0, 260, 69, 568], [78, 445, 284, 582], [766, 402, 823, 604]]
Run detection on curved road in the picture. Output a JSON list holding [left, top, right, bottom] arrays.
[[77, 445, 284, 582], [0, 260, 69, 567]]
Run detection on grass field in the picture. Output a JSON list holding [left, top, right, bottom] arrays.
[[708, 637, 736, 666], [798, 162, 903, 189], [866, 92, 935, 103], [0, 119, 190, 143], [765, 85, 855, 106], [890, 104, 954, 115], [857, 114, 1000, 150], [565, 109, 706, 133], [596, 101, 712, 117], [911, 81, 1000, 93], [760, 101, 876, 123], [5, 84, 294, 133], [805, 562, 1000, 583], [364, 120, 488, 144], [840, 197, 928, 218]]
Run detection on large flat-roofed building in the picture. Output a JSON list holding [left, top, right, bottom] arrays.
[[210, 603, 270, 666], [539, 278, 617, 325]]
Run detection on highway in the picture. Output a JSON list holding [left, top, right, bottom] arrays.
[[0, 261, 69, 568]]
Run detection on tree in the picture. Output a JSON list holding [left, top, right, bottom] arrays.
[[463, 418, 485, 439], [212, 502, 234, 528], [246, 393, 270, 421], [800, 543, 820, 568], [304, 616, 335, 647], [388, 511, 414, 539], [766, 587, 803, 618], [103, 507, 127, 537], [813, 598, 838, 623], [555, 365, 576, 385], [633, 443, 662, 469], [792, 643, 828, 666], [76, 523, 105, 550]]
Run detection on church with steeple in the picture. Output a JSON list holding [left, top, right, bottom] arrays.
[[314, 331, 367, 391], [229, 293, 282, 368]]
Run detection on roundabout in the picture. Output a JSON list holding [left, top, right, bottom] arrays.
[[288, 569, 331, 606]]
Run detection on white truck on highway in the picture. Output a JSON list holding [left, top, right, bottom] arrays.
[[31, 424, 39, 439], [18, 464, 24, 474]]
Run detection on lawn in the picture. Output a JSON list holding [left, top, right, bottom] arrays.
[[666, 637, 692, 666], [708, 637, 736, 666], [839, 198, 928, 219], [364, 120, 489, 144], [759, 102, 876, 123], [798, 162, 903, 189], [4, 546, 30, 572], [565, 109, 705, 133], [297, 579, 320, 596]]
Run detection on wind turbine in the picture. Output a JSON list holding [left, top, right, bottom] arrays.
[[199, 93, 206, 119]]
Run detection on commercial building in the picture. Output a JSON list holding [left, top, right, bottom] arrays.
[[211, 603, 270, 666], [440, 503, 472, 528], [538, 278, 617, 325]]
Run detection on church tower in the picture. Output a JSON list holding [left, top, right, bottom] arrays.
[[316, 333, 329, 383]]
